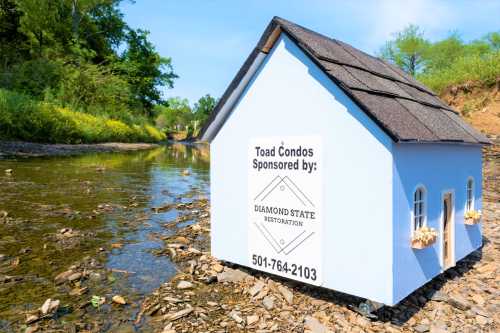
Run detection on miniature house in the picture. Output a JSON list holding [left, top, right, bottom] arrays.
[[200, 17, 490, 306]]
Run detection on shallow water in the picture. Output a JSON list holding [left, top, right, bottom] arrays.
[[0, 143, 209, 331]]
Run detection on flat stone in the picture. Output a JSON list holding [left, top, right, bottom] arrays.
[[217, 267, 250, 283], [304, 315, 333, 333], [54, 270, 74, 284], [249, 281, 266, 297], [162, 306, 193, 321], [212, 264, 224, 273], [262, 296, 274, 310], [414, 324, 430, 332], [67, 272, 82, 282], [278, 285, 293, 305], [471, 294, 485, 305], [176, 281, 193, 289], [356, 316, 370, 328], [247, 315, 259, 326], [112, 295, 127, 305], [430, 291, 447, 302], [475, 315, 489, 325], [448, 294, 470, 310], [229, 310, 244, 324]]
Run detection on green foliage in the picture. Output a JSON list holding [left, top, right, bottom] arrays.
[[379, 24, 430, 76], [418, 52, 500, 93], [0, 89, 165, 143], [381, 25, 500, 93], [7, 58, 64, 96], [56, 62, 132, 112], [155, 97, 192, 131], [193, 94, 216, 125], [0, 0, 178, 143], [119, 29, 178, 115]]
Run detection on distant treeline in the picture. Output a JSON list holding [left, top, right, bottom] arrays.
[[380, 25, 500, 93]]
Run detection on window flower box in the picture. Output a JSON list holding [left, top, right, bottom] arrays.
[[464, 210, 481, 225], [411, 226, 438, 249]]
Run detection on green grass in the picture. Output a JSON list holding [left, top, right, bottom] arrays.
[[0, 89, 166, 144], [418, 52, 500, 93]]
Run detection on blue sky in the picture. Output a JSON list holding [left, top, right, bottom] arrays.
[[121, 0, 500, 104]]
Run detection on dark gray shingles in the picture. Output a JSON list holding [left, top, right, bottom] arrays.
[[397, 99, 475, 142], [344, 67, 413, 98], [443, 111, 490, 144], [319, 61, 369, 90], [351, 91, 438, 141], [395, 82, 453, 110]]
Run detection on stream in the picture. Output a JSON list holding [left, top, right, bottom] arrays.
[[0, 143, 209, 332]]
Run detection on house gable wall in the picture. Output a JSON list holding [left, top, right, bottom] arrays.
[[211, 34, 394, 304]]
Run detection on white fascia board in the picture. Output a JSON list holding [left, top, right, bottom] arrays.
[[201, 51, 268, 142]]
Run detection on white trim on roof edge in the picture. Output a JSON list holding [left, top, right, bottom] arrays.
[[201, 51, 268, 142]]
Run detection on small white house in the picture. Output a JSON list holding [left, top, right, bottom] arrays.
[[200, 17, 490, 306]]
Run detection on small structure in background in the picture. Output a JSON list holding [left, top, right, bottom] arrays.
[[200, 17, 490, 306]]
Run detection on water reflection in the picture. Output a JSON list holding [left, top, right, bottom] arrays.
[[0, 143, 209, 329]]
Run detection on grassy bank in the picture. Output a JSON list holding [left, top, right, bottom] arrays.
[[0, 89, 165, 144], [418, 53, 500, 93]]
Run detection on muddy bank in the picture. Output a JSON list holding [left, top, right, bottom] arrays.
[[0, 141, 160, 157]]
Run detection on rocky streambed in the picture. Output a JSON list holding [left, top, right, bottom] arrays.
[[0, 143, 498, 333]]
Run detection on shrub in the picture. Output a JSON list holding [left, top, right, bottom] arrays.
[[418, 52, 500, 93], [0, 89, 165, 143]]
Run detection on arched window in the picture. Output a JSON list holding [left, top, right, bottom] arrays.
[[466, 178, 474, 211], [413, 187, 426, 231]]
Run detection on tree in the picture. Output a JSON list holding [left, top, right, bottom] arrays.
[[155, 97, 192, 131], [379, 24, 430, 76], [14, 0, 59, 56], [193, 94, 216, 124], [0, 0, 29, 71], [423, 32, 464, 73], [484, 32, 500, 52], [120, 29, 178, 115]]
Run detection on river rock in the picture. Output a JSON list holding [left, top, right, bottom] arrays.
[[304, 315, 333, 333], [278, 285, 293, 304], [54, 270, 74, 284], [229, 310, 244, 324], [211, 263, 224, 273], [249, 281, 265, 297], [262, 296, 274, 310], [414, 324, 430, 333], [448, 294, 470, 310], [67, 272, 82, 282], [217, 267, 250, 283], [247, 315, 259, 326], [40, 298, 60, 315], [112, 295, 127, 305], [163, 306, 193, 321], [176, 280, 193, 289]]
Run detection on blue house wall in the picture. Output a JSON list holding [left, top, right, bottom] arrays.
[[392, 143, 483, 303]]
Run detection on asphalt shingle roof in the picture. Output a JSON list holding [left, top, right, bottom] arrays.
[[201, 17, 490, 144]]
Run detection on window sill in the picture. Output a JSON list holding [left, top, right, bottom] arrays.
[[464, 217, 481, 225], [411, 237, 437, 250]]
